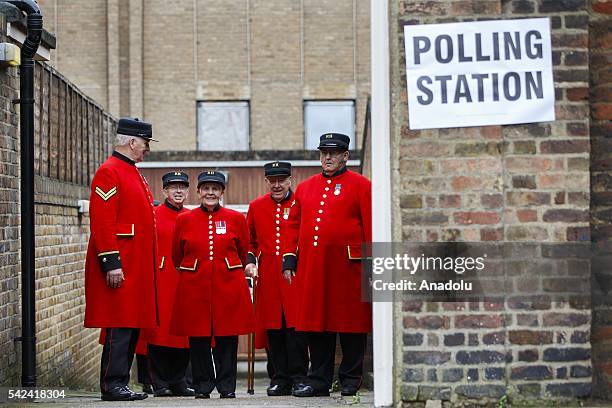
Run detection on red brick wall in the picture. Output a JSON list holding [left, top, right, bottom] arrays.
[[589, 0, 612, 399], [394, 0, 593, 405]]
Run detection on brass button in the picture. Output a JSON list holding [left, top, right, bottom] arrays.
[[314, 242, 318, 246]]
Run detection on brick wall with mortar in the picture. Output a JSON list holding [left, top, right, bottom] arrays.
[[37, 0, 370, 152], [589, 0, 612, 399], [0, 13, 22, 388], [0, 31, 116, 386], [391, 0, 593, 405]]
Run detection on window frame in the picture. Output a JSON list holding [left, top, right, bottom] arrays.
[[303, 99, 356, 151], [196, 100, 251, 151]]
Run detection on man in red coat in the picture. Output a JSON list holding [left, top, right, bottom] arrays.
[[84, 117, 158, 401], [245, 162, 308, 396], [140, 171, 195, 397], [282, 133, 372, 398], [170, 171, 254, 399]]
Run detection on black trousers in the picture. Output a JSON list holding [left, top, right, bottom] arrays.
[[267, 315, 308, 387], [136, 354, 151, 386], [189, 336, 238, 395], [307, 332, 367, 391], [99, 328, 140, 392], [148, 344, 191, 390], [265, 348, 275, 380]]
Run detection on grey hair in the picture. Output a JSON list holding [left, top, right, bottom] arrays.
[[114, 133, 134, 147]]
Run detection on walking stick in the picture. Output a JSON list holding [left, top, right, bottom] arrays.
[[247, 276, 257, 394]]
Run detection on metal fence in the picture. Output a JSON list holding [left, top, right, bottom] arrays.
[[33, 62, 116, 186]]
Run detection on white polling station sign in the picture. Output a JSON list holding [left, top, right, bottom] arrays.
[[404, 18, 555, 130]]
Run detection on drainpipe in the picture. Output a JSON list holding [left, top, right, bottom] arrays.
[[2, 0, 42, 388]]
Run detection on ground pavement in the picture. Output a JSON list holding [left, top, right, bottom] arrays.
[[5, 377, 373, 408]]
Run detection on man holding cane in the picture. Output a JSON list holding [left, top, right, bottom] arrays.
[[245, 161, 308, 396]]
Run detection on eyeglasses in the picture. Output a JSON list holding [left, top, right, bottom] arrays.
[[166, 185, 187, 191]]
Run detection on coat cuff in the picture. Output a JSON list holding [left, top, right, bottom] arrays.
[[247, 252, 257, 265], [282, 253, 297, 271], [98, 251, 122, 273]]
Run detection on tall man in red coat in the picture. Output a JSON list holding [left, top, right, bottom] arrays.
[[283, 133, 372, 398], [245, 161, 308, 396], [142, 171, 195, 397], [84, 118, 158, 401]]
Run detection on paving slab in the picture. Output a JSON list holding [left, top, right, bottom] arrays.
[[4, 378, 373, 408]]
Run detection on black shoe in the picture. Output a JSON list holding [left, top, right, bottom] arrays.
[[142, 384, 154, 395], [154, 387, 173, 397], [267, 384, 292, 396], [292, 383, 330, 397], [195, 393, 210, 399], [101, 386, 148, 401], [220, 391, 236, 398], [341, 386, 359, 396], [170, 386, 195, 397]]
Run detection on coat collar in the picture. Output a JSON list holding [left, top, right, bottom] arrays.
[[164, 200, 183, 212], [112, 150, 136, 166], [269, 189, 293, 204], [322, 165, 348, 178], [200, 204, 221, 213]]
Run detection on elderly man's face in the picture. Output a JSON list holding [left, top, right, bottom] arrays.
[[163, 182, 188, 208], [130, 137, 150, 162], [198, 182, 224, 207], [266, 175, 291, 201], [320, 148, 349, 175]]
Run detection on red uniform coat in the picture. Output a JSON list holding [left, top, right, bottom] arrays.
[[283, 168, 372, 333], [169, 205, 254, 337], [142, 202, 190, 348], [246, 191, 301, 348], [84, 151, 158, 329]]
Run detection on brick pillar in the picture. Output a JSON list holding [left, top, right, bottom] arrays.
[[393, 0, 592, 405], [589, 0, 612, 399]]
